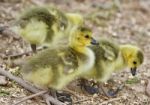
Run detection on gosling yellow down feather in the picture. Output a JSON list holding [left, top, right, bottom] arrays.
[[82, 39, 144, 83], [11, 6, 84, 51], [21, 26, 97, 90]]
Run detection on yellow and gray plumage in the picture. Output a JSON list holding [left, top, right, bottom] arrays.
[[12, 6, 84, 50], [21, 26, 96, 90], [83, 39, 144, 82], [22, 47, 85, 89]]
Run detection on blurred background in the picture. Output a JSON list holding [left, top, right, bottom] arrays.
[[0, 0, 150, 105]]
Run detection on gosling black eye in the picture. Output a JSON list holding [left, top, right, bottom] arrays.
[[85, 35, 89, 39], [133, 61, 137, 64]]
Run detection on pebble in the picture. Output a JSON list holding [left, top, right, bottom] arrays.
[[140, 80, 145, 85], [108, 103, 112, 105], [0, 75, 8, 85]]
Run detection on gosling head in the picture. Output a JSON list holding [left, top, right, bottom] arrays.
[[69, 26, 98, 49], [66, 13, 84, 26], [121, 45, 144, 76]]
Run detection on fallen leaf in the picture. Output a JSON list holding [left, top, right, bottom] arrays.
[[0, 89, 10, 96], [126, 77, 140, 84]]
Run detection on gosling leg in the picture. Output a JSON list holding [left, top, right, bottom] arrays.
[[30, 44, 37, 53], [79, 78, 99, 94], [49, 89, 72, 105]]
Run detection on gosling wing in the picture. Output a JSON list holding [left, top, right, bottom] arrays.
[[99, 40, 119, 61], [20, 7, 56, 28], [58, 48, 79, 74], [91, 39, 119, 62], [22, 47, 79, 74]]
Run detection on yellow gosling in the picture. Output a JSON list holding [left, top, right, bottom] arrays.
[[11, 6, 84, 52], [21, 26, 97, 90], [83, 39, 144, 82]]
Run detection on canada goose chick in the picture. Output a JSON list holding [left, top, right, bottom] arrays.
[[81, 39, 144, 95], [11, 7, 56, 52], [21, 26, 97, 90], [59, 13, 84, 41], [85, 40, 144, 82], [65, 13, 84, 26], [50, 13, 84, 47], [12, 6, 84, 52]]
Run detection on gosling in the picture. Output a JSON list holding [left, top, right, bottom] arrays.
[[80, 39, 144, 95], [21, 26, 97, 91], [12, 6, 84, 52]]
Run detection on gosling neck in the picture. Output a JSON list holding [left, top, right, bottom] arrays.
[[70, 44, 88, 54], [120, 46, 128, 67], [70, 43, 95, 74]]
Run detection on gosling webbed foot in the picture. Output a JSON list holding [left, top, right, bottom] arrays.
[[107, 89, 117, 97], [79, 79, 124, 97], [107, 84, 124, 97], [99, 83, 125, 97], [81, 84, 99, 94], [48, 90, 72, 105], [56, 91, 72, 105], [79, 79, 99, 94]]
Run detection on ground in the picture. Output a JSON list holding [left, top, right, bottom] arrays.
[[0, 0, 150, 105]]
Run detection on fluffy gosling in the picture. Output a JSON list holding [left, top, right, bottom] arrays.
[[81, 39, 144, 95], [21, 26, 97, 91], [12, 6, 84, 52]]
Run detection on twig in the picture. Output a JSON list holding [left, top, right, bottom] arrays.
[[145, 79, 150, 97], [73, 98, 90, 104], [0, 26, 20, 40], [13, 90, 48, 105], [0, 67, 64, 105], [63, 88, 79, 99], [99, 96, 124, 105], [3, 51, 33, 59], [73, 95, 100, 104], [3, 47, 44, 60]]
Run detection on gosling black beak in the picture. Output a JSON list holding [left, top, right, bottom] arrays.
[[130, 67, 137, 76], [91, 37, 99, 45]]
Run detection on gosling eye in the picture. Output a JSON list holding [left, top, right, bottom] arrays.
[[85, 35, 90, 39], [133, 61, 137, 65], [77, 37, 80, 40]]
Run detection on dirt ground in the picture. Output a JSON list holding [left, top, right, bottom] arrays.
[[0, 0, 150, 105]]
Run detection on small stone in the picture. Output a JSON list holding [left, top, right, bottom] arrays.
[[141, 80, 146, 85], [108, 103, 112, 105], [93, 93, 98, 98], [128, 75, 134, 79], [0, 75, 8, 85], [104, 82, 108, 85], [122, 95, 127, 100], [27, 100, 32, 103]]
